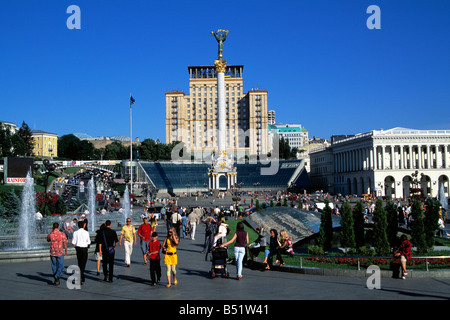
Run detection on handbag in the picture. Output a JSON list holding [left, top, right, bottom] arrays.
[[103, 230, 115, 255]]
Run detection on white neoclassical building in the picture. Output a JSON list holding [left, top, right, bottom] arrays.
[[310, 127, 450, 199]]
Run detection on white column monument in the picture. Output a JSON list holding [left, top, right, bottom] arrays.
[[208, 29, 237, 191]]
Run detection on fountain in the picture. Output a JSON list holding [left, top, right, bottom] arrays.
[[18, 170, 38, 250], [123, 185, 131, 224], [87, 177, 96, 232], [0, 170, 52, 262], [440, 183, 448, 212], [0, 171, 111, 262]]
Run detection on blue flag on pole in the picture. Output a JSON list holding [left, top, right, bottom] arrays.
[[130, 95, 135, 105]]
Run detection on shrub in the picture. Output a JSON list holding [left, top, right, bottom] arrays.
[[308, 245, 324, 255]]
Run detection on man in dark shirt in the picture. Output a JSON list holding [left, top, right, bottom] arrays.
[[165, 208, 173, 231], [98, 220, 119, 282]]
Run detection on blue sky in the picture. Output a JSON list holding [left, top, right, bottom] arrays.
[[1, 0, 449, 143]]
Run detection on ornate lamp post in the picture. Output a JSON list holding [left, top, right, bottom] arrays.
[[411, 170, 423, 199]]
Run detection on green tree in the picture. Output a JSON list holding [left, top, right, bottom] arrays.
[[0, 203, 7, 216], [423, 199, 440, 250], [352, 201, 365, 248], [0, 124, 13, 157], [78, 140, 95, 160], [10, 134, 26, 156], [16, 121, 34, 156], [410, 199, 427, 253], [3, 190, 21, 217], [317, 199, 333, 251], [372, 199, 390, 256], [340, 201, 355, 253], [385, 201, 399, 247], [55, 196, 67, 215], [255, 199, 260, 211], [58, 134, 94, 160], [279, 137, 290, 159], [104, 141, 128, 160], [0, 121, 33, 157]]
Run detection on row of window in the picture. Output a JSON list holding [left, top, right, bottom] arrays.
[[34, 143, 55, 149], [191, 85, 241, 91]]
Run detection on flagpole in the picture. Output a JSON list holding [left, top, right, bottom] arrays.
[[130, 93, 133, 195]]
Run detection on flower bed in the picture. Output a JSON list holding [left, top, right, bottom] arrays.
[[298, 255, 450, 270]]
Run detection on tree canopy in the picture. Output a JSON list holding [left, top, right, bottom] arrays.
[[0, 121, 34, 157]]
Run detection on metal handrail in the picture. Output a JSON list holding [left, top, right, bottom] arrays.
[[291, 253, 450, 271]]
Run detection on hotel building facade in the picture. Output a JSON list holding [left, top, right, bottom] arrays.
[[310, 127, 450, 199], [165, 65, 269, 160]]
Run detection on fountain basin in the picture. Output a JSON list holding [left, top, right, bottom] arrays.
[[0, 247, 89, 263]]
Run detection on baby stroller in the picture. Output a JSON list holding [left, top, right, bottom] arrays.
[[209, 245, 230, 278]]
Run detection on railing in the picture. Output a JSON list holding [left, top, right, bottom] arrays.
[[292, 254, 450, 272]]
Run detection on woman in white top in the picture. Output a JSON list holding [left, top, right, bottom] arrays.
[[213, 220, 228, 247]]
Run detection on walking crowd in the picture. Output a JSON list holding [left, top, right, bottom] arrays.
[[45, 201, 299, 287], [45, 190, 449, 287], [47, 213, 178, 287]]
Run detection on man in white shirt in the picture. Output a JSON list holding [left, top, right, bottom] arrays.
[[187, 210, 199, 240], [72, 220, 91, 283], [36, 210, 43, 232]]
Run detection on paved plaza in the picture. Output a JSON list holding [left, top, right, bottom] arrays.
[[0, 220, 449, 307]]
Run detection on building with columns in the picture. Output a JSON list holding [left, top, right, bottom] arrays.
[[309, 127, 450, 198]]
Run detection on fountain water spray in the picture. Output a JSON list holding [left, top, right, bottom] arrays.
[[123, 185, 131, 224], [88, 177, 96, 232], [18, 170, 38, 250], [439, 183, 448, 212]]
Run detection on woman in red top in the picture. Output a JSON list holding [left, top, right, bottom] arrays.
[[395, 234, 412, 279]]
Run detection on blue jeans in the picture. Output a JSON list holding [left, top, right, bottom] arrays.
[[141, 240, 150, 255], [50, 255, 64, 278], [234, 246, 246, 277]]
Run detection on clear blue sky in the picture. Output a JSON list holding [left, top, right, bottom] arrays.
[[1, 0, 449, 143]]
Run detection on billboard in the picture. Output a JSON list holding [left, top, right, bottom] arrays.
[[4, 157, 34, 184]]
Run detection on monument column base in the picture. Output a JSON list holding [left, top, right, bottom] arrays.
[[209, 152, 237, 191]]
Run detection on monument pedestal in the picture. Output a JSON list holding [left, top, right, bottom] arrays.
[[209, 151, 237, 190]]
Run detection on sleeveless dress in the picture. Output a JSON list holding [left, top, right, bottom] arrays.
[[164, 238, 177, 265]]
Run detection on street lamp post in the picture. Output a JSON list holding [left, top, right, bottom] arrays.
[[411, 170, 423, 199]]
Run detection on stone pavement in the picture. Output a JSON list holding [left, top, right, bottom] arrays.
[[0, 221, 449, 307]]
